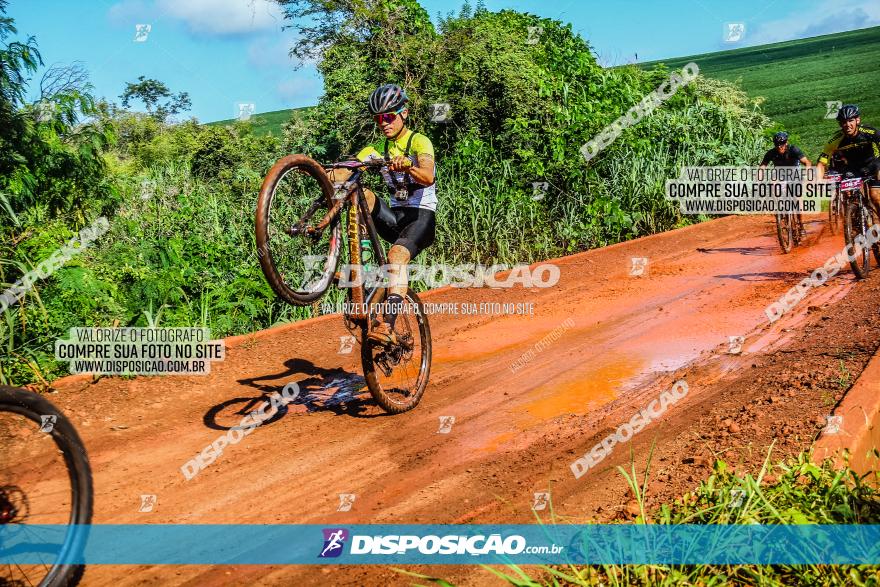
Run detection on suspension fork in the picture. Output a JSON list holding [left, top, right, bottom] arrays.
[[346, 188, 366, 320]]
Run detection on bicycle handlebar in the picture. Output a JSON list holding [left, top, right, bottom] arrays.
[[325, 157, 413, 201], [326, 158, 387, 171]]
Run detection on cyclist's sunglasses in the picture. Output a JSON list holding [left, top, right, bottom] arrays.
[[374, 108, 405, 125]]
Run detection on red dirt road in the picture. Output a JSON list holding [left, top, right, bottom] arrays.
[[46, 213, 865, 585]]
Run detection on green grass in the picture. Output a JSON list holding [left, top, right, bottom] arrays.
[[418, 448, 880, 586], [641, 26, 880, 159], [205, 106, 311, 137]]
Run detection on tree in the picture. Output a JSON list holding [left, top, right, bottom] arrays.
[[120, 76, 191, 122], [0, 0, 41, 175], [39, 61, 89, 100], [276, 0, 437, 158], [0, 0, 113, 226], [276, 0, 435, 67]]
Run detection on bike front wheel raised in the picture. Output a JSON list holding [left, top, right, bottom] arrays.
[[255, 155, 342, 305], [361, 290, 432, 414]]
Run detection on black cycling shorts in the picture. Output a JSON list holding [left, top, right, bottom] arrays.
[[370, 197, 436, 259]]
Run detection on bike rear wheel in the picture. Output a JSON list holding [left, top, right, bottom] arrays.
[[844, 196, 871, 279], [256, 155, 342, 305], [775, 214, 793, 253], [0, 386, 93, 587], [361, 290, 431, 414]]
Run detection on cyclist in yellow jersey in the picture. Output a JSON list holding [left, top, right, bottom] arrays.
[[328, 84, 436, 345], [817, 104, 880, 213]]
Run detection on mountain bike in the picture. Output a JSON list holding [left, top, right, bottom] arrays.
[[255, 155, 431, 414], [774, 212, 804, 253], [841, 174, 880, 279], [0, 385, 93, 586], [766, 169, 806, 253], [825, 170, 843, 235]]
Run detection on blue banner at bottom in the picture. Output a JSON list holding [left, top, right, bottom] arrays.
[[2, 524, 880, 565]]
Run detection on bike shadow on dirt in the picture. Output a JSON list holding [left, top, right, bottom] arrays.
[[203, 359, 379, 430], [696, 245, 777, 256], [714, 270, 805, 282]]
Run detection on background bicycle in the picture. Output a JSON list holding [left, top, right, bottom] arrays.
[[774, 211, 804, 254], [840, 173, 880, 278]]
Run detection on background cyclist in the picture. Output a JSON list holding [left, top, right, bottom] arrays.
[[816, 104, 880, 214], [760, 131, 811, 236], [329, 84, 437, 345]]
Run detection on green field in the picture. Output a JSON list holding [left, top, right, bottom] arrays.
[[206, 106, 310, 137], [641, 26, 880, 159]]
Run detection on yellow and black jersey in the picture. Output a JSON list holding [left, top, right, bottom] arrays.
[[356, 129, 436, 211], [818, 125, 880, 171]]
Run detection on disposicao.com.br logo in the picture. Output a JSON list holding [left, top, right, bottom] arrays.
[[319, 528, 349, 558], [318, 528, 563, 557]]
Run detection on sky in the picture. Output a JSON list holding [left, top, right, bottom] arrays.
[[6, 0, 879, 123]]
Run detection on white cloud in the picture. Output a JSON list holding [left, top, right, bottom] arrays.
[[155, 0, 283, 37], [748, 0, 880, 45], [248, 33, 319, 71], [277, 77, 319, 103], [247, 36, 296, 69], [107, 0, 153, 25]]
